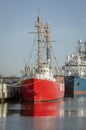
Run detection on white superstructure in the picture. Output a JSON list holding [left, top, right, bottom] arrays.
[[63, 40, 86, 77]]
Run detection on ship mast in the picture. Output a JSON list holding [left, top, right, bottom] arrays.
[[28, 15, 42, 73], [36, 16, 42, 73], [44, 22, 51, 67], [29, 15, 42, 73], [77, 40, 81, 76]]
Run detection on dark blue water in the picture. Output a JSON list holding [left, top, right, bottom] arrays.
[[0, 97, 86, 130]]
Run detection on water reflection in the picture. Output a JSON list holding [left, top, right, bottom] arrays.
[[20, 100, 64, 130], [0, 98, 86, 118], [20, 100, 64, 117], [65, 97, 86, 117], [0, 103, 7, 117], [0, 98, 86, 130]]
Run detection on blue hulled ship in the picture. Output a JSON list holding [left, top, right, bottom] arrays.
[[63, 40, 86, 97]]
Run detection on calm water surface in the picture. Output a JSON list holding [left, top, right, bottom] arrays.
[[0, 97, 86, 130]]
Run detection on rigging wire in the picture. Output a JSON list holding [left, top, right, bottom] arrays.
[[27, 38, 37, 66], [51, 45, 63, 75]]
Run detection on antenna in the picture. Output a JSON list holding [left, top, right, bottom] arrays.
[[38, 9, 40, 16]]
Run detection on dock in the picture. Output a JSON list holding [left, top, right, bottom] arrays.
[[0, 76, 21, 103]]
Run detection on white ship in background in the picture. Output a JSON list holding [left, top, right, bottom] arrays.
[[63, 40, 86, 97]]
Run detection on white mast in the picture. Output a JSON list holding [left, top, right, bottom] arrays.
[[35, 16, 42, 73], [44, 22, 51, 67], [29, 15, 42, 74]]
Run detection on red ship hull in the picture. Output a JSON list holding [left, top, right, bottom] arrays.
[[21, 78, 64, 101]]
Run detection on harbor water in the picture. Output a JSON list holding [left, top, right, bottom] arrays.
[[0, 97, 86, 130]]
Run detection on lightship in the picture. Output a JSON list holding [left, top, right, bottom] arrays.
[[21, 15, 64, 101]]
